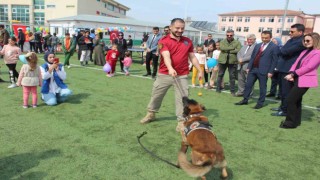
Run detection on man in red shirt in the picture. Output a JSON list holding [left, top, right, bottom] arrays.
[[140, 18, 203, 131]]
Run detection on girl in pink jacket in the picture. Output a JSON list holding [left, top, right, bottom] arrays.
[[122, 51, 132, 76], [0, 37, 21, 88], [280, 32, 320, 129]]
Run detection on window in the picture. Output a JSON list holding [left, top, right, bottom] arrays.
[[260, 17, 265, 22], [34, 0, 45, 9], [107, 3, 114, 11], [267, 27, 273, 32], [101, 13, 107, 16], [268, 17, 274, 22], [228, 26, 233, 30], [276, 28, 281, 33], [120, 9, 125, 15], [245, 17, 250, 22], [0, 5, 8, 22], [278, 18, 283, 22], [66, 5, 75, 8], [287, 17, 294, 23], [244, 27, 249, 32], [229, 17, 234, 22], [236, 27, 241, 32], [47, 5, 56, 8], [114, 6, 119, 13], [34, 12, 45, 25], [221, 26, 226, 31], [258, 27, 264, 33], [221, 17, 226, 22], [237, 17, 242, 22], [12, 5, 30, 24], [104, 3, 107, 8]]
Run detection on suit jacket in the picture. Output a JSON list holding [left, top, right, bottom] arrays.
[[289, 49, 320, 88], [247, 42, 280, 75], [277, 36, 306, 73], [237, 43, 256, 70], [146, 33, 162, 53]]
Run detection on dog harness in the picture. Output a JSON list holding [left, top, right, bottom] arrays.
[[184, 121, 213, 136]]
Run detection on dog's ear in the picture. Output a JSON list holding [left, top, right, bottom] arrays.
[[183, 106, 191, 117], [182, 96, 189, 106], [200, 104, 206, 111]]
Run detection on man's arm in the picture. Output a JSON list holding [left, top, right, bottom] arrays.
[[161, 50, 176, 76]]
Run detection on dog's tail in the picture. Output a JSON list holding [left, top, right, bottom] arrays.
[[178, 152, 212, 177]]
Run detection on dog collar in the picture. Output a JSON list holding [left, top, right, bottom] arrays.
[[186, 113, 202, 120]]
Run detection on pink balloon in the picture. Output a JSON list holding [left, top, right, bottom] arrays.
[[103, 63, 111, 73]]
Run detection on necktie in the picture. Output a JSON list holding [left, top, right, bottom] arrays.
[[149, 35, 155, 48], [244, 45, 251, 54], [253, 44, 265, 68]]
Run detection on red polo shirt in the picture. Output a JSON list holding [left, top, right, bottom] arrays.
[[158, 35, 194, 75]]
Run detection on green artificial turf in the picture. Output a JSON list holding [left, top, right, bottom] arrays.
[[0, 52, 319, 180]]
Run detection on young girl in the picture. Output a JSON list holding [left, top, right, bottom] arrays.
[[40, 51, 72, 106], [122, 51, 132, 76], [17, 52, 42, 108], [105, 44, 120, 77], [208, 41, 224, 89], [0, 37, 21, 88], [205, 43, 216, 87], [192, 46, 207, 88]]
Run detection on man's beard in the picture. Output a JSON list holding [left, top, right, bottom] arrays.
[[171, 31, 182, 38]]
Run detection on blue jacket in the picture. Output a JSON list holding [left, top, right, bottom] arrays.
[[41, 63, 68, 94], [247, 42, 280, 75], [276, 36, 306, 73], [146, 33, 162, 53]]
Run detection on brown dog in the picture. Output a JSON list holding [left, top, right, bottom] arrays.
[[178, 97, 228, 180]]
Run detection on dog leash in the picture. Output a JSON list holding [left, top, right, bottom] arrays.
[[137, 131, 180, 169], [173, 76, 186, 98]]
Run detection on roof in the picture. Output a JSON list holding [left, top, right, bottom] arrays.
[[47, 14, 200, 32], [219, 10, 305, 16], [190, 21, 216, 31]]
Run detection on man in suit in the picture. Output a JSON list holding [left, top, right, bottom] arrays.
[[271, 24, 306, 116], [143, 27, 162, 79], [235, 31, 280, 109], [235, 34, 257, 96], [203, 34, 215, 50]]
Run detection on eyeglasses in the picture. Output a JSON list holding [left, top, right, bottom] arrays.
[[304, 39, 311, 43], [290, 31, 296, 34], [227, 35, 233, 37]]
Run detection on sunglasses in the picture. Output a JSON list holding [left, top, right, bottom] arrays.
[[290, 31, 296, 33], [304, 39, 311, 43], [227, 35, 233, 37]]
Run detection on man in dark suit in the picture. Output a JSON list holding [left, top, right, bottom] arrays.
[[271, 24, 306, 116], [203, 34, 215, 49], [235, 31, 280, 109]]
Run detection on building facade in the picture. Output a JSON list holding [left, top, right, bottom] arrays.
[[217, 10, 315, 43], [0, 0, 129, 28]]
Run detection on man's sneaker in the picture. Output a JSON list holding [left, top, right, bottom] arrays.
[[8, 84, 18, 88], [140, 112, 156, 124]]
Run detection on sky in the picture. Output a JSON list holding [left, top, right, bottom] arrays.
[[116, 0, 320, 24]]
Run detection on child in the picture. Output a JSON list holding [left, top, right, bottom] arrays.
[[105, 44, 120, 77], [205, 43, 216, 86], [122, 51, 132, 76], [192, 46, 207, 88], [208, 41, 224, 89], [0, 36, 21, 88], [40, 51, 72, 106], [17, 52, 42, 108]]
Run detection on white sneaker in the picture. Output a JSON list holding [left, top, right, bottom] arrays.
[[23, 105, 28, 109], [67, 65, 71, 69], [8, 84, 18, 88]]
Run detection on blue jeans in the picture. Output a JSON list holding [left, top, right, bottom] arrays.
[[42, 88, 72, 106]]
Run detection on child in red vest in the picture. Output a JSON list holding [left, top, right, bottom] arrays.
[[105, 44, 120, 77]]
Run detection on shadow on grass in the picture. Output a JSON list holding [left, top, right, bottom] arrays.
[[0, 149, 62, 179], [302, 108, 316, 122], [204, 167, 234, 180], [66, 93, 91, 104]]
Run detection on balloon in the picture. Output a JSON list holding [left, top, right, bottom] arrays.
[[207, 58, 218, 68], [39, 27, 43, 31], [103, 63, 111, 73], [45, 28, 49, 33], [26, 27, 30, 31], [19, 55, 27, 64]]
